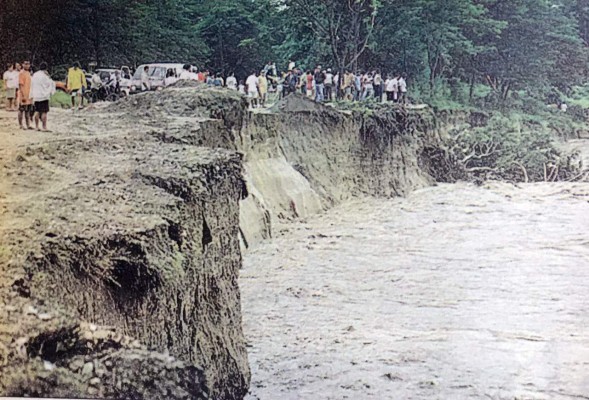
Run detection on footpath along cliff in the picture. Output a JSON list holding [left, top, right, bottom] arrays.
[[0, 84, 458, 399]]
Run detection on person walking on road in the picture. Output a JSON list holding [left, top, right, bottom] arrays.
[[31, 62, 56, 132], [18, 60, 34, 130], [67, 62, 87, 109]]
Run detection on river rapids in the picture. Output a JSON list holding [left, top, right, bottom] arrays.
[[242, 181, 589, 399]]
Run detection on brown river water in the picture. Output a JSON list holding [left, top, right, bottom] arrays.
[[241, 181, 589, 399]]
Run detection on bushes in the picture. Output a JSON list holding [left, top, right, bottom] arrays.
[[448, 112, 582, 182]]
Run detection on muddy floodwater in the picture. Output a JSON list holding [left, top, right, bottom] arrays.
[[241, 182, 589, 400]]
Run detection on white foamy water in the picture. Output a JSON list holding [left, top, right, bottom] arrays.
[[241, 182, 589, 399]]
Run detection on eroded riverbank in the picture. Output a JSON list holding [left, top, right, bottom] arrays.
[[242, 181, 589, 399]]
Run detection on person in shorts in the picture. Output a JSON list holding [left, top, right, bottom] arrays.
[[258, 71, 268, 107], [31, 62, 56, 132], [67, 62, 87, 110], [3, 64, 19, 111], [18, 60, 34, 129], [246, 71, 259, 109]]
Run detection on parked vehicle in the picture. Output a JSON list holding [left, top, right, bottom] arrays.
[[84, 84, 120, 103], [130, 63, 187, 93], [95, 67, 132, 96]]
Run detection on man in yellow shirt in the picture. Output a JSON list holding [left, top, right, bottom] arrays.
[[67, 62, 87, 110]]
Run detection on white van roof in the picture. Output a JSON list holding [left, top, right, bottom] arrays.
[[139, 63, 186, 70]]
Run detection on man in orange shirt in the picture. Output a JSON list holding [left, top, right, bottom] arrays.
[[18, 60, 33, 130]]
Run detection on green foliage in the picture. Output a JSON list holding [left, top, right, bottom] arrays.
[[449, 111, 582, 182], [1, 0, 588, 108], [49, 91, 72, 109]]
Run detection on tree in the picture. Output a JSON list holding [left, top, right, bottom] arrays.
[[280, 0, 381, 71], [480, 0, 588, 101]]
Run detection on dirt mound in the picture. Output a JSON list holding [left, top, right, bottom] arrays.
[[109, 85, 248, 130], [169, 79, 203, 88], [271, 93, 328, 113]]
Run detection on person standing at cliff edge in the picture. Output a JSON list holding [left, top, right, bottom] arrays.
[[246, 71, 259, 109], [31, 62, 56, 132], [258, 71, 268, 107], [398, 74, 407, 104], [226, 73, 237, 90]]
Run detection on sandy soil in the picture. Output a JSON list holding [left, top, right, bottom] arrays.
[[242, 181, 589, 400]]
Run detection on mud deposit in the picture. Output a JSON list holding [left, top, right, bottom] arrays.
[[242, 182, 589, 400]]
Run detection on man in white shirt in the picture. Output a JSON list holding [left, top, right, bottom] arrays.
[[397, 75, 407, 103], [179, 64, 192, 80], [374, 71, 383, 102], [90, 72, 102, 90], [140, 66, 151, 91], [324, 68, 334, 101], [3, 64, 19, 111], [246, 71, 259, 108], [385, 75, 398, 102], [30, 62, 56, 131], [226, 73, 237, 90], [288, 60, 296, 72]]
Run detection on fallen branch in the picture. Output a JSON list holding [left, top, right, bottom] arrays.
[[466, 166, 498, 172], [565, 170, 589, 182], [512, 161, 529, 183]]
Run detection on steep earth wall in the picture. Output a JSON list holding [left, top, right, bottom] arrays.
[[238, 96, 447, 247], [0, 85, 453, 399], [0, 88, 251, 399]]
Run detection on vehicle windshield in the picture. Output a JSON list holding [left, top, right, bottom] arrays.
[[97, 71, 114, 81], [152, 67, 166, 79], [133, 66, 168, 80]]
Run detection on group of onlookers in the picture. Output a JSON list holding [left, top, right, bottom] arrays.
[[171, 60, 409, 109], [226, 62, 409, 108], [3, 61, 56, 131], [280, 66, 408, 103], [4, 59, 409, 127], [162, 64, 229, 89]]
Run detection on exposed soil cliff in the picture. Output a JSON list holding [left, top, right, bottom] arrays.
[[0, 87, 454, 399], [0, 88, 251, 399], [238, 95, 448, 247]]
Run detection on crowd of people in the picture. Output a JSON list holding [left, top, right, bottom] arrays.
[[265, 63, 409, 105], [3, 61, 56, 131], [169, 61, 409, 109], [3, 59, 409, 130]]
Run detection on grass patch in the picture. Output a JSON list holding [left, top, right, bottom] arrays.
[[0, 81, 6, 108], [50, 90, 71, 109]]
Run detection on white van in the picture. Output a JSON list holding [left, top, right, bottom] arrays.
[[130, 63, 186, 93]]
